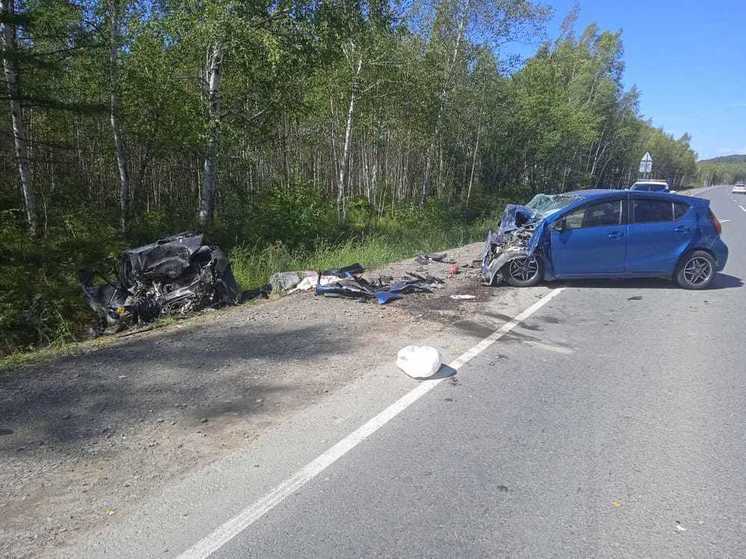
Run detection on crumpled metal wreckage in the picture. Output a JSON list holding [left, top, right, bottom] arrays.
[[481, 193, 583, 286], [315, 266, 444, 304], [80, 232, 240, 333]]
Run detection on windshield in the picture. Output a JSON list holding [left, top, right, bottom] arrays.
[[525, 193, 581, 217]]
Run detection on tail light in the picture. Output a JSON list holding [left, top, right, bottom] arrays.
[[709, 209, 722, 235]]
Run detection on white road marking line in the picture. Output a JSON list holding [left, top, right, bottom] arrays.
[[177, 287, 566, 559], [720, 219, 732, 223], [739, 205, 746, 213]]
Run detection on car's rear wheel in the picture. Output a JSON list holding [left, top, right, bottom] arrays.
[[675, 250, 715, 289], [504, 255, 542, 287]]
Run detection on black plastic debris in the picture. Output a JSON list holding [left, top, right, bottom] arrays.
[[80, 232, 240, 333], [320, 263, 364, 278]]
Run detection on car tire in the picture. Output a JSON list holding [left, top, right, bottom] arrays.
[[504, 255, 543, 287], [675, 250, 716, 290]]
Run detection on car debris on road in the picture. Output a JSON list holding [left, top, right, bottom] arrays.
[[80, 232, 240, 334], [450, 294, 476, 300], [415, 252, 451, 265], [314, 264, 444, 304]]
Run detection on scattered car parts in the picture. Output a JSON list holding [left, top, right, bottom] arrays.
[[314, 265, 444, 304]]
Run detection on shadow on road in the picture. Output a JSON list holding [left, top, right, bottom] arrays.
[[0, 323, 357, 451], [553, 273, 742, 291], [710, 273, 743, 289]]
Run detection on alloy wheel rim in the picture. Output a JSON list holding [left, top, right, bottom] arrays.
[[683, 256, 712, 286], [509, 257, 539, 282]]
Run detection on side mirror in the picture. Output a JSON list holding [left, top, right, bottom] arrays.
[[551, 220, 565, 232]]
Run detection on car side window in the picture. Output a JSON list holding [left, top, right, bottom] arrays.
[[564, 200, 623, 230], [674, 202, 689, 220], [633, 199, 673, 223]]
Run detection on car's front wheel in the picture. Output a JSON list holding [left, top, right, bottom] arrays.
[[504, 255, 542, 287], [675, 250, 715, 289]]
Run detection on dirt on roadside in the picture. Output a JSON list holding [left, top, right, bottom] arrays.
[[0, 242, 492, 559]]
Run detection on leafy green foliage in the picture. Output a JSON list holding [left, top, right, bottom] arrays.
[[0, 212, 123, 355]]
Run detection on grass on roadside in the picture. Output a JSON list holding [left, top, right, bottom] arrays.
[[229, 220, 490, 289]]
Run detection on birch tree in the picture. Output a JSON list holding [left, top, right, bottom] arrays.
[[0, 0, 37, 234], [199, 39, 223, 227], [107, 0, 131, 233]]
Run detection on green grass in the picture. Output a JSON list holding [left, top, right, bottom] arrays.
[[229, 220, 490, 289]]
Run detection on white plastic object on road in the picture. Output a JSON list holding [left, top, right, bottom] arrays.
[[396, 345, 442, 379], [290, 274, 337, 293], [450, 294, 476, 300]]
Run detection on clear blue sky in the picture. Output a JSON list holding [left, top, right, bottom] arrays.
[[525, 0, 746, 160]]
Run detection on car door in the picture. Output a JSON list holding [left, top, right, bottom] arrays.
[[626, 196, 695, 274], [549, 197, 627, 277]]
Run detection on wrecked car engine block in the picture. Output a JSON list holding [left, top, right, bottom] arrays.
[[80, 232, 239, 333]]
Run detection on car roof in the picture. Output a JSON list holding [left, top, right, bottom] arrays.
[[558, 188, 706, 207], [633, 180, 668, 184], [563, 188, 622, 197]]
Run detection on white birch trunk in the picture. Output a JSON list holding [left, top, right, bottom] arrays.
[[1, 0, 37, 234], [199, 41, 223, 228], [465, 102, 483, 207], [337, 54, 362, 223], [109, 0, 130, 233], [421, 6, 467, 206]]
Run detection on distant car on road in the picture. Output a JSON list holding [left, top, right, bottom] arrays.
[[630, 180, 670, 192], [482, 189, 728, 290], [732, 181, 746, 194]]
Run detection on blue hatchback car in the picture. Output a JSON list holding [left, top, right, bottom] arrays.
[[482, 189, 728, 290]]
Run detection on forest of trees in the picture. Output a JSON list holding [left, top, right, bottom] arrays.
[[698, 154, 746, 186], [0, 0, 700, 355]]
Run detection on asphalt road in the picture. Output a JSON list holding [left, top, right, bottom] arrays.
[[69, 186, 746, 559], [212, 185, 746, 558]]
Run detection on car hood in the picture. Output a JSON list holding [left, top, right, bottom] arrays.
[[497, 204, 540, 236]]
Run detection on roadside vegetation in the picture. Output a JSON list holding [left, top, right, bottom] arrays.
[[698, 154, 746, 186], [1, 0, 699, 358]]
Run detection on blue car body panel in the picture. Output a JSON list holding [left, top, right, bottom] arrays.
[[483, 189, 728, 283], [550, 224, 627, 276], [625, 194, 696, 274], [542, 190, 727, 280]]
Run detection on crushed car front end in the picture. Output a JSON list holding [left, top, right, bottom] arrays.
[[481, 193, 582, 286]]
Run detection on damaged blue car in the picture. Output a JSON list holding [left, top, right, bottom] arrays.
[[481, 189, 728, 290]]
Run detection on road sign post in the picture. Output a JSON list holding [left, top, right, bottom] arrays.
[[639, 152, 653, 179]]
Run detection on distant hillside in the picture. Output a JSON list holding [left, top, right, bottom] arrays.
[[697, 154, 746, 185], [698, 154, 746, 164]]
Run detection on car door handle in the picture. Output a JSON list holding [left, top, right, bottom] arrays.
[[608, 231, 624, 239], [674, 226, 690, 233]]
